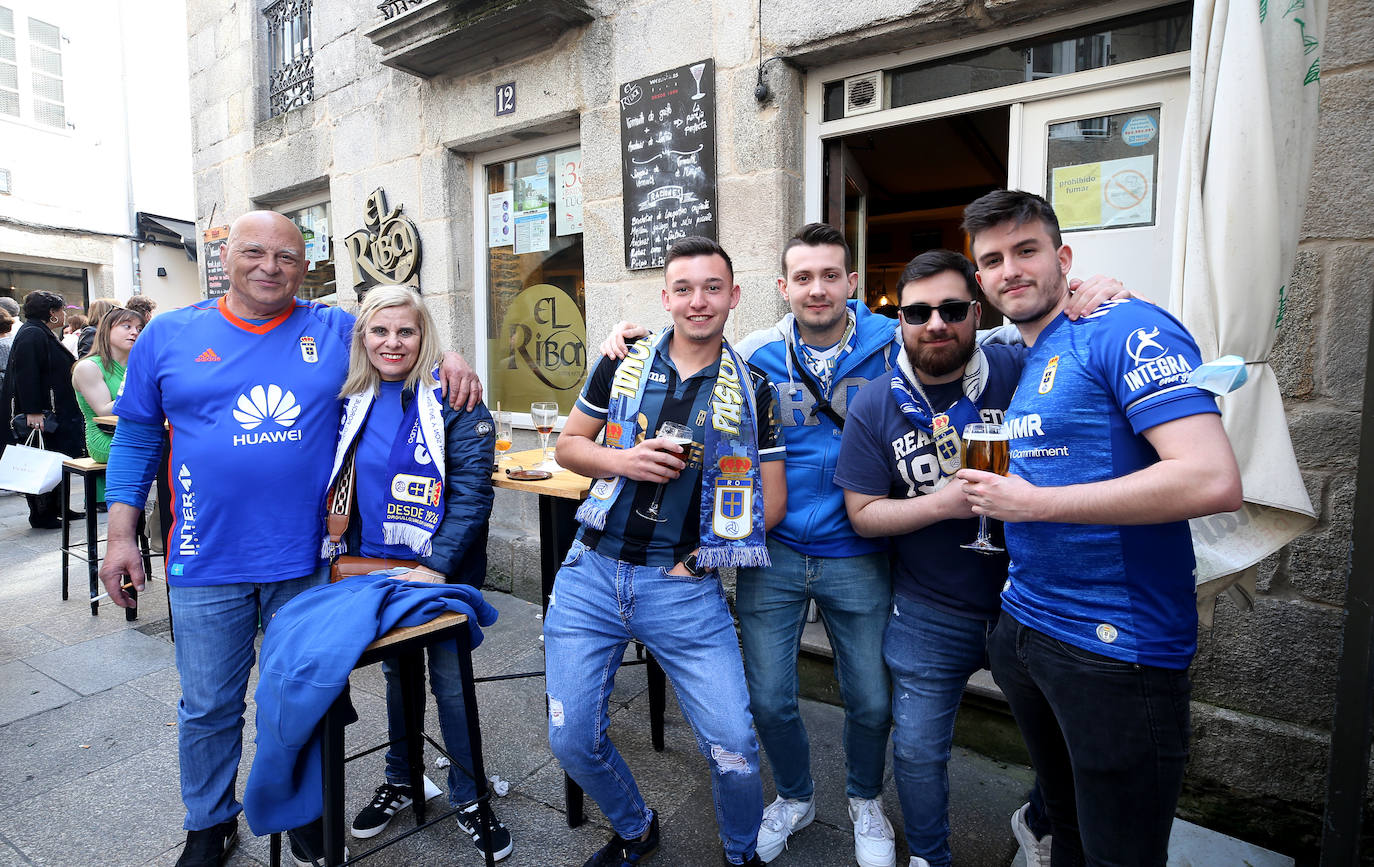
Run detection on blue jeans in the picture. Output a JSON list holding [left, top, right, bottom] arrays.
[[988, 613, 1191, 867], [884, 595, 992, 867], [544, 541, 763, 864], [381, 646, 478, 804], [170, 568, 328, 830], [736, 538, 890, 801]]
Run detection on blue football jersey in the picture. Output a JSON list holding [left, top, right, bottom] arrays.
[[116, 298, 354, 586], [1000, 300, 1220, 669]]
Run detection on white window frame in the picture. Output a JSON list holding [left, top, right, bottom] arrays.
[[801, 0, 1189, 223], [468, 129, 581, 430], [0, 3, 70, 134]]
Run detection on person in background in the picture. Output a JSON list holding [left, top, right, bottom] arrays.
[[126, 294, 157, 322], [330, 286, 513, 861], [62, 312, 87, 356], [77, 298, 116, 359], [3, 291, 84, 528], [0, 303, 15, 408], [72, 305, 145, 506]]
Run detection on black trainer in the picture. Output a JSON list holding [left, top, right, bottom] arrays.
[[455, 800, 514, 862], [583, 811, 659, 866], [288, 818, 349, 867], [174, 819, 238, 867], [350, 782, 414, 838]]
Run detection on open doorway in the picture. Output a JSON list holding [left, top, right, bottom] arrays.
[[825, 107, 1008, 327]]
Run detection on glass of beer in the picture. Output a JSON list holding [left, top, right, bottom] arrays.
[[636, 421, 693, 523], [531, 401, 560, 470], [960, 422, 1009, 554], [493, 410, 513, 470]]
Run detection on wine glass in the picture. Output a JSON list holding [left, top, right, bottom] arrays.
[[493, 410, 513, 471], [960, 422, 1010, 554], [531, 401, 560, 470], [636, 421, 694, 523]]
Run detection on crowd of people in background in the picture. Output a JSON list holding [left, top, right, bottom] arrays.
[[0, 290, 155, 526]]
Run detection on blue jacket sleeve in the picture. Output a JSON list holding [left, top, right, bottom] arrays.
[[104, 418, 163, 509], [418, 402, 495, 586]]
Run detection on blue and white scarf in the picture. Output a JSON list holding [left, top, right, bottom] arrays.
[[576, 328, 770, 569], [323, 370, 447, 557], [890, 347, 989, 482]]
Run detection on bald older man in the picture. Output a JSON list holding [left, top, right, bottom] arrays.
[[98, 211, 480, 867]]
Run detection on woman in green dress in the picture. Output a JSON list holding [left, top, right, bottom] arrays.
[[72, 306, 144, 502]]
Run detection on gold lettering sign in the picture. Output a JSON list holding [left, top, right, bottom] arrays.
[[491, 283, 587, 408], [345, 188, 422, 296]]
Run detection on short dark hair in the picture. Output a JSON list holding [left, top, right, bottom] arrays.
[[125, 295, 157, 317], [781, 222, 852, 276], [895, 249, 979, 304], [962, 189, 1063, 251], [0, 306, 12, 334], [22, 290, 65, 321], [664, 235, 733, 280]]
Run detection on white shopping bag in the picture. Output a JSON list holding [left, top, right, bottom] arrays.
[[0, 430, 67, 494]]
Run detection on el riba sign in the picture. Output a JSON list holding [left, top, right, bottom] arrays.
[[345, 188, 422, 295]]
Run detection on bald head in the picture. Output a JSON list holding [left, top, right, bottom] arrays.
[[223, 210, 308, 318]]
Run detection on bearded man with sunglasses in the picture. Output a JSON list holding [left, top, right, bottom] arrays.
[[834, 249, 1026, 867]]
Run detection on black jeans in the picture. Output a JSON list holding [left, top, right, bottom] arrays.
[[988, 612, 1191, 867]]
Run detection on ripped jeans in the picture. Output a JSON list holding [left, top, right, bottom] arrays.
[[544, 540, 763, 863]]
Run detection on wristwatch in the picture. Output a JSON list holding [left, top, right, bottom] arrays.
[[682, 551, 709, 577]]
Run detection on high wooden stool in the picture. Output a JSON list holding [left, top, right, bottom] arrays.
[[269, 611, 497, 867], [59, 457, 157, 619]]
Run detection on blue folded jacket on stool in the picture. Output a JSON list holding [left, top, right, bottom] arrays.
[[243, 574, 499, 835]]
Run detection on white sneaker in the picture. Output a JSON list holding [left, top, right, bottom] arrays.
[[847, 797, 896, 867], [755, 795, 815, 862], [1010, 802, 1052, 867], [910, 858, 932, 867]]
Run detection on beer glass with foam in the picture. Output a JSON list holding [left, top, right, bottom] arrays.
[[960, 422, 1009, 554]]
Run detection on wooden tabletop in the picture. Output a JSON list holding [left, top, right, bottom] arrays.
[[492, 447, 592, 501], [94, 415, 117, 427]]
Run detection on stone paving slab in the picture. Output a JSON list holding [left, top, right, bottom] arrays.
[[0, 624, 63, 666], [0, 660, 80, 726], [25, 627, 176, 696]]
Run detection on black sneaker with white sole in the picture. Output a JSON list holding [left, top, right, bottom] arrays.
[[175, 819, 238, 867], [350, 782, 414, 838], [455, 801, 514, 861], [288, 818, 349, 867]]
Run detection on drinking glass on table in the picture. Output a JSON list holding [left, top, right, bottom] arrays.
[[960, 422, 1010, 554], [493, 410, 513, 470], [635, 421, 693, 523], [531, 401, 560, 470]]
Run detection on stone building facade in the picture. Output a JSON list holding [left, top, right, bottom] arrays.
[[184, 0, 1372, 855]]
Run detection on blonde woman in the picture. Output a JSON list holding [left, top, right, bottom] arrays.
[[323, 286, 512, 861]]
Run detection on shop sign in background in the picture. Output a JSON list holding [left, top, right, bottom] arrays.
[[490, 283, 587, 414]]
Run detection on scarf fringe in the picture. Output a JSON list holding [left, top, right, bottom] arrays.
[[383, 523, 434, 557], [696, 546, 771, 570], [576, 498, 609, 530]]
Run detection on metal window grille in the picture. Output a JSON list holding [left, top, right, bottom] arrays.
[[27, 15, 63, 127], [266, 0, 313, 117], [0, 7, 17, 118]]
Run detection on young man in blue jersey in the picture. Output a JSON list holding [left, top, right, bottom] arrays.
[[957, 190, 1242, 866], [96, 211, 481, 867], [547, 236, 786, 867], [834, 249, 1024, 867]]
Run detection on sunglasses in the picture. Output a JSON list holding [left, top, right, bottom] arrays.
[[898, 300, 975, 326]]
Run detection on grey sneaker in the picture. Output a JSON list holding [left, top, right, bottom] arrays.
[[1011, 803, 1052, 867], [755, 796, 815, 862]]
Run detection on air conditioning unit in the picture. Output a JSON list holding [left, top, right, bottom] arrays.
[[842, 71, 883, 117]]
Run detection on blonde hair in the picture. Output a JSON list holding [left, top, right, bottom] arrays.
[[339, 286, 443, 397], [86, 298, 116, 327]]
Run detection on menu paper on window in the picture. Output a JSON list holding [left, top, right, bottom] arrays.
[[619, 59, 717, 270], [556, 149, 584, 236], [488, 191, 514, 247], [514, 211, 550, 254]]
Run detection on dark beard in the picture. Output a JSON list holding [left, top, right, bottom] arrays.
[[906, 334, 975, 379]]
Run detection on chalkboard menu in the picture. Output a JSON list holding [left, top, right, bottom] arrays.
[[619, 59, 717, 270], [202, 226, 230, 298]]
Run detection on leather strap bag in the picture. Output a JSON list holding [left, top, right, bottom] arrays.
[[326, 443, 421, 583]]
